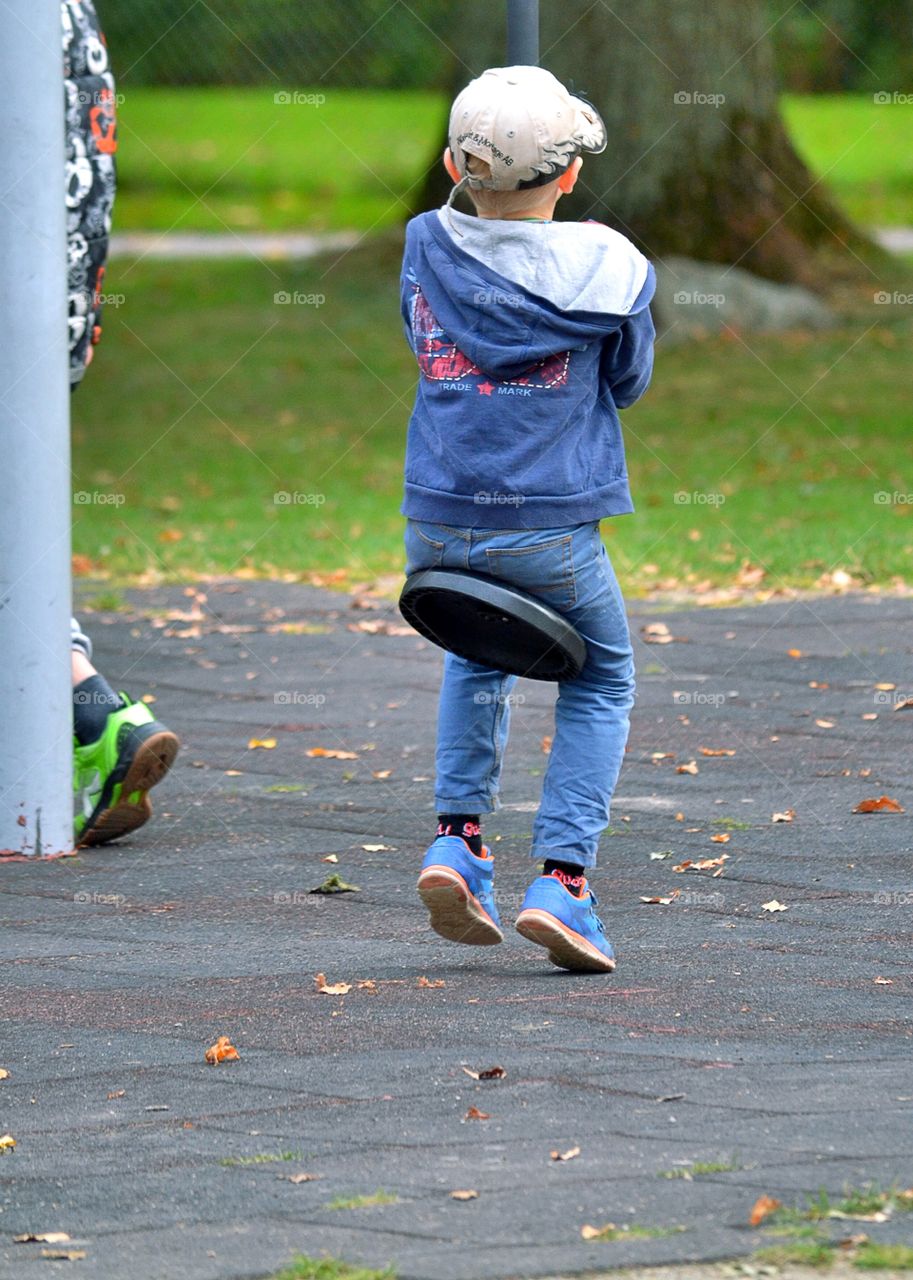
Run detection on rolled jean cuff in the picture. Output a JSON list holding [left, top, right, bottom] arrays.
[[529, 843, 597, 870], [434, 793, 500, 815]]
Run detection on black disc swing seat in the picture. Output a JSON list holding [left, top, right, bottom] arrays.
[[398, 569, 587, 682]]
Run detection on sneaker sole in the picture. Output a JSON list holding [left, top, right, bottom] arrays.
[[515, 907, 616, 973], [77, 730, 180, 848], [417, 865, 503, 946]]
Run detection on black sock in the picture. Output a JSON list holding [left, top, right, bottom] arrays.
[[437, 814, 482, 856], [73, 675, 124, 746], [544, 859, 587, 896]]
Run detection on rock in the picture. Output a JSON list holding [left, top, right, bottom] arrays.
[[652, 256, 836, 344]]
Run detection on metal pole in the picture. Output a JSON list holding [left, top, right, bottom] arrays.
[[0, 0, 73, 856], [507, 0, 540, 65]]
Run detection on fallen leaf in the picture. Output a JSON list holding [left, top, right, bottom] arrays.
[[815, 719, 835, 729], [361, 843, 390, 852], [873, 976, 893, 985], [649, 850, 674, 860], [838, 1233, 870, 1251], [450, 1188, 479, 1200], [225, 769, 242, 776], [674, 811, 684, 821], [828, 1209, 889, 1223], [581, 1222, 617, 1240], [41, 1249, 87, 1261], [710, 833, 731, 844], [761, 900, 788, 913], [787, 648, 803, 659], [358, 980, 377, 992], [0, 1134, 16, 1152], [541, 735, 552, 754], [106, 1090, 125, 1100], [854, 795, 904, 814], [310, 874, 360, 895], [306, 747, 358, 759], [283, 1172, 320, 1184], [205, 1035, 240, 1065], [651, 752, 675, 762], [13, 1232, 71, 1244], [640, 891, 680, 905], [550, 1145, 580, 1162], [750, 1194, 782, 1226], [772, 809, 795, 823], [314, 973, 352, 996], [417, 976, 445, 989], [0, 1069, 9, 1081], [321, 854, 339, 864], [676, 761, 699, 775], [700, 747, 736, 757], [893, 697, 913, 711], [372, 769, 392, 779], [463, 1105, 490, 1120], [247, 737, 277, 750]]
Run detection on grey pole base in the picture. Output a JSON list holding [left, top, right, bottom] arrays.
[[0, 0, 73, 856]]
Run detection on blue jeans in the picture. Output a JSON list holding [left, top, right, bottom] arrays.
[[404, 520, 635, 869]]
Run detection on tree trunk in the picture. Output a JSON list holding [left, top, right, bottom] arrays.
[[419, 0, 874, 287]]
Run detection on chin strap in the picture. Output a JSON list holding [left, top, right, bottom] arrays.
[[444, 174, 472, 235]]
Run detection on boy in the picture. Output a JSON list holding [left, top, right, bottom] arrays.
[[65, 0, 179, 845], [400, 66, 655, 973]]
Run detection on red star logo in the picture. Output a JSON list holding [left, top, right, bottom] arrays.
[[477, 381, 495, 396]]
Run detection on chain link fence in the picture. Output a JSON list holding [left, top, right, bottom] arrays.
[[101, 0, 454, 87], [100, 0, 912, 92]]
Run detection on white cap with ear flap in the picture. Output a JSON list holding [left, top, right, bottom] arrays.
[[448, 65, 607, 192]]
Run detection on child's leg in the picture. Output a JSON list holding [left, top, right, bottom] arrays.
[[435, 651, 518, 819], [531, 534, 634, 869]]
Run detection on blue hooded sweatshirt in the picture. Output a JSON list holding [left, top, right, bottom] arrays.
[[400, 207, 655, 529]]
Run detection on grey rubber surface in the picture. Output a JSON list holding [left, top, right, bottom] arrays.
[[1, 583, 911, 1279]]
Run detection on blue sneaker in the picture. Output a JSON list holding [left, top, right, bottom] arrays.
[[516, 871, 615, 972], [417, 836, 503, 946]]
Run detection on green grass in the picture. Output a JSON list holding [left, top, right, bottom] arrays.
[[755, 1239, 837, 1268], [114, 89, 913, 235], [73, 246, 913, 590], [855, 1243, 913, 1270], [326, 1190, 398, 1211], [115, 87, 443, 234], [659, 1159, 740, 1179], [783, 94, 913, 228], [219, 1150, 301, 1167], [585, 1223, 687, 1242], [269, 1257, 394, 1280]]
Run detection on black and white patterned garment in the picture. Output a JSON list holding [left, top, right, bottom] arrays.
[[63, 0, 116, 389]]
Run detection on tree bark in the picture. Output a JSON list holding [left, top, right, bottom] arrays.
[[419, 0, 873, 287]]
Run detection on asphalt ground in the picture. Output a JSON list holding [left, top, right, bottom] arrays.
[[1, 582, 911, 1279]]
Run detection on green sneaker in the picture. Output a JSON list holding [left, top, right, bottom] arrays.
[[74, 694, 179, 847]]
